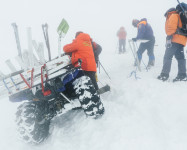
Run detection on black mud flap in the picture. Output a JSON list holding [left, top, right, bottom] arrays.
[[9, 89, 34, 102], [98, 84, 110, 94]]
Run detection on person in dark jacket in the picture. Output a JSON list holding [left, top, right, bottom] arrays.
[[132, 18, 155, 68], [157, 7, 187, 82]]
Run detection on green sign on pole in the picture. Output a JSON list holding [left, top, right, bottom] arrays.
[[57, 19, 69, 37]]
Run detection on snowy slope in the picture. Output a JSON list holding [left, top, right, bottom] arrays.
[[0, 44, 187, 150]]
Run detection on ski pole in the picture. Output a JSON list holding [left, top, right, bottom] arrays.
[[57, 19, 69, 58], [99, 60, 111, 80]]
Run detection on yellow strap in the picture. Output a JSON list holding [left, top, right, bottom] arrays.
[[95, 73, 98, 82]]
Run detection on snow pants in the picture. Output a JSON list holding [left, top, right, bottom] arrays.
[[161, 42, 186, 76], [84, 71, 99, 90], [119, 39, 126, 53], [137, 37, 155, 64]]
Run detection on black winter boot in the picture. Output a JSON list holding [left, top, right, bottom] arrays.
[[157, 73, 169, 81], [173, 74, 187, 82]]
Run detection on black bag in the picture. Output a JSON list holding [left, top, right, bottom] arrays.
[[91, 41, 102, 66], [176, 2, 187, 36]]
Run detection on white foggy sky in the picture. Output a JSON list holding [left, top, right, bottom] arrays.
[[0, 0, 179, 73]]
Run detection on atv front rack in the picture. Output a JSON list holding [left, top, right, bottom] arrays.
[[0, 55, 73, 97]]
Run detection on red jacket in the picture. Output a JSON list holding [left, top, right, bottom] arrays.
[[63, 33, 96, 72], [117, 27, 127, 39]]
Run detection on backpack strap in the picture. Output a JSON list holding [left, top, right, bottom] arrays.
[[175, 13, 187, 36]]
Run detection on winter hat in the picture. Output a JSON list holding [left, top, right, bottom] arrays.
[[164, 7, 176, 17], [132, 19, 139, 27], [75, 31, 83, 38]]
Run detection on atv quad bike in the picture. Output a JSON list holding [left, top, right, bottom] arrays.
[[12, 57, 104, 144], [0, 19, 109, 144]]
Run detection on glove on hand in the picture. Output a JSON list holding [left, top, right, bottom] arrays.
[[165, 35, 172, 49], [132, 38, 137, 42]]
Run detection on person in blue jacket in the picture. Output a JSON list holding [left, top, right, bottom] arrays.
[[132, 18, 155, 68]]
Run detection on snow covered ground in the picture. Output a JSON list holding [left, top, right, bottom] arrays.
[[0, 0, 187, 149], [1, 44, 187, 150]]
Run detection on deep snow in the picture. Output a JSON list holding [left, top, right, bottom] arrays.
[[1, 0, 186, 149], [0, 44, 187, 150]]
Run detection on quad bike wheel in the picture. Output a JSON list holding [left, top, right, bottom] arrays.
[[16, 101, 50, 144]]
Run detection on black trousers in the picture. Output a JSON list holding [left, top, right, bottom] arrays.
[[84, 71, 99, 90], [161, 42, 186, 76]]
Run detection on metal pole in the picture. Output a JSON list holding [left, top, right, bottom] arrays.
[[132, 41, 141, 71], [60, 93, 73, 104], [99, 61, 111, 80], [27, 27, 34, 67], [58, 35, 62, 58], [11, 23, 22, 60], [42, 24, 51, 61], [128, 40, 136, 59]]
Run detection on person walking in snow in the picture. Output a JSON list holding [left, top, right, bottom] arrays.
[[63, 31, 99, 90], [132, 18, 155, 68], [117, 26, 127, 54], [157, 6, 187, 82]]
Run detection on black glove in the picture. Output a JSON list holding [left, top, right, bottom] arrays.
[[132, 38, 137, 42], [165, 35, 172, 48], [166, 35, 172, 40], [65, 52, 72, 57]]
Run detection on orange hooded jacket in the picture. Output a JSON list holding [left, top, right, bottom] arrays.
[[63, 33, 96, 72], [165, 11, 187, 46]]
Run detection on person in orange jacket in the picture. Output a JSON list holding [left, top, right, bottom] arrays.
[[63, 31, 99, 90], [158, 6, 187, 82], [117, 26, 127, 54]]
